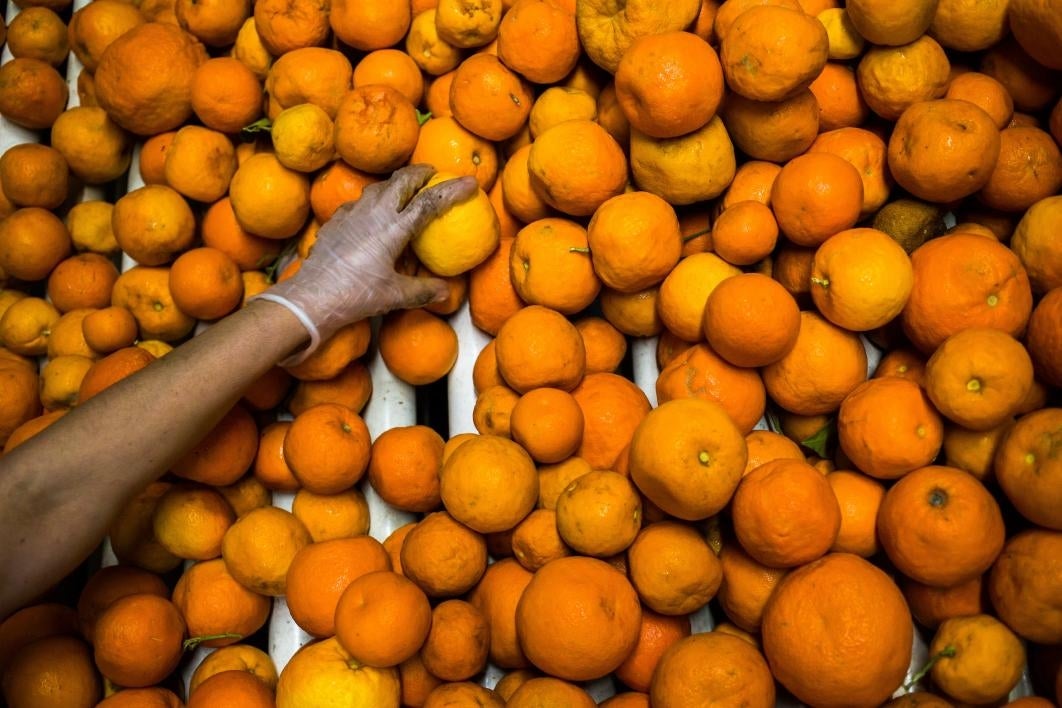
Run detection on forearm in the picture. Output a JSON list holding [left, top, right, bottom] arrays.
[[0, 300, 308, 618]]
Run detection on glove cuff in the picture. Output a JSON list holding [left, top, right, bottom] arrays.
[[250, 292, 322, 367]]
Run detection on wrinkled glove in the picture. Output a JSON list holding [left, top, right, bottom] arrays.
[[254, 164, 478, 364]]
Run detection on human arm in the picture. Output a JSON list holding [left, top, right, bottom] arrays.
[[0, 165, 477, 619]]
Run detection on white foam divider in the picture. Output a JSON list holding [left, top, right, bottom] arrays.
[[447, 298, 490, 437]]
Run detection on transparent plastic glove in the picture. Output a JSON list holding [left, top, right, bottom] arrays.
[[254, 164, 479, 364]]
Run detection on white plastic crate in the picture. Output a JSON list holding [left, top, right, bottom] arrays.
[[0, 0, 1038, 702]]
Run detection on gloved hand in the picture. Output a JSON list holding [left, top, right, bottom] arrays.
[[254, 164, 479, 364]]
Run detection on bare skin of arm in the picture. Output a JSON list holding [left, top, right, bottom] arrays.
[[0, 166, 478, 620]]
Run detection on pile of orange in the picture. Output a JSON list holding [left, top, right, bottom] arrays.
[[1, 0, 1061, 706]]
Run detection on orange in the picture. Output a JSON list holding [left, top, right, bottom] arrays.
[[628, 398, 746, 521], [353, 48, 424, 106], [1027, 288, 1062, 388], [902, 233, 1033, 353], [929, 0, 1009, 52], [400, 511, 488, 598], [713, 0, 801, 45], [0, 57, 68, 130], [367, 425, 444, 514], [980, 127, 1062, 213], [586, 192, 682, 293], [167, 246, 243, 322], [771, 152, 863, 248], [650, 632, 774, 708], [627, 521, 721, 615], [276, 637, 400, 706], [229, 153, 311, 240], [0, 207, 72, 282], [717, 542, 788, 632], [435, 0, 502, 47], [743, 430, 804, 477], [762, 553, 913, 707], [330, 0, 410, 51], [509, 387, 584, 464], [467, 558, 533, 669], [334, 570, 432, 667], [503, 678, 592, 707], [703, 272, 800, 368], [615, 31, 723, 139], [0, 603, 78, 675], [515, 555, 641, 681], [628, 116, 737, 207], [67, 0, 146, 73], [988, 528, 1062, 643], [1011, 194, 1062, 294], [333, 84, 419, 175], [763, 311, 868, 416], [924, 328, 1034, 431], [596, 82, 630, 147], [152, 484, 234, 560], [77, 346, 155, 403], [171, 403, 258, 487], [929, 614, 1027, 704], [657, 252, 740, 342], [856, 36, 950, 121], [252, 0, 328, 56], [527, 119, 627, 217], [106, 481, 183, 575], [846, 0, 937, 45], [201, 198, 281, 272], [555, 470, 641, 557], [570, 372, 651, 471], [398, 654, 442, 707], [378, 308, 459, 386], [93, 22, 206, 136], [284, 320, 371, 382], [221, 506, 312, 596], [173, 558, 270, 648], [46, 253, 119, 314], [599, 286, 663, 338], [510, 508, 570, 571], [711, 201, 778, 267], [720, 89, 820, 164], [472, 384, 520, 438], [492, 670, 539, 702], [411, 171, 500, 277], [0, 143, 68, 210], [942, 419, 1012, 481], [732, 458, 841, 568], [175, 0, 249, 46], [1, 635, 100, 708], [807, 126, 891, 217], [137, 131, 176, 186], [93, 593, 186, 688], [449, 53, 532, 142], [995, 408, 1062, 530], [38, 355, 93, 410], [721, 5, 827, 102], [576, 317, 626, 375], [252, 421, 299, 492], [112, 185, 196, 266], [878, 465, 1005, 587], [163, 125, 238, 205], [826, 470, 885, 558], [291, 488, 371, 543], [405, 9, 463, 77], [285, 536, 391, 638], [284, 403, 371, 495], [838, 377, 943, 479], [888, 98, 1001, 203], [655, 343, 767, 434], [537, 457, 594, 511], [614, 611, 690, 694], [575, 0, 701, 74], [440, 434, 538, 533], [420, 600, 490, 681], [96, 688, 183, 707], [903, 575, 985, 630], [1008, 0, 1062, 70], [263, 47, 352, 120], [187, 669, 274, 708], [218, 474, 272, 518], [510, 218, 600, 315], [411, 116, 499, 191], [497, 0, 580, 84], [0, 297, 61, 358], [423, 683, 504, 707], [495, 305, 585, 393], [945, 71, 1014, 128], [75, 566, 168, 643]]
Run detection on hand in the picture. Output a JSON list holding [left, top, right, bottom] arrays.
[[255, 164, 478, 360]]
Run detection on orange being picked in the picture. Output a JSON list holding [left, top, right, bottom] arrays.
[[629, 398, 747, 521], [515, 555, 642, 681], [334, 570, 432, 667], [411, 172, 499, 277], [877, 465, 1005, 587], [762, 553, 913, 707], [615, 31, 723, 139], [527, 119, 627, 217]]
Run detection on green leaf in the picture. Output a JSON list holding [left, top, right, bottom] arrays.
[[240, 117, 273, 141], [904, 645, 956, 692], [416, 110, 432, 126], [764, 408, 782, 434], [801, 419, 836, 458]]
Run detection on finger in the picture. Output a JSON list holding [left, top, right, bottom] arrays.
[[385, 163, 437, 212], [400, 175, 479, 233], [391, 273, 451, 310]]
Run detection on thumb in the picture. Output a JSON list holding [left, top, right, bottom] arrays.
[[391, 273, 451, 311]]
